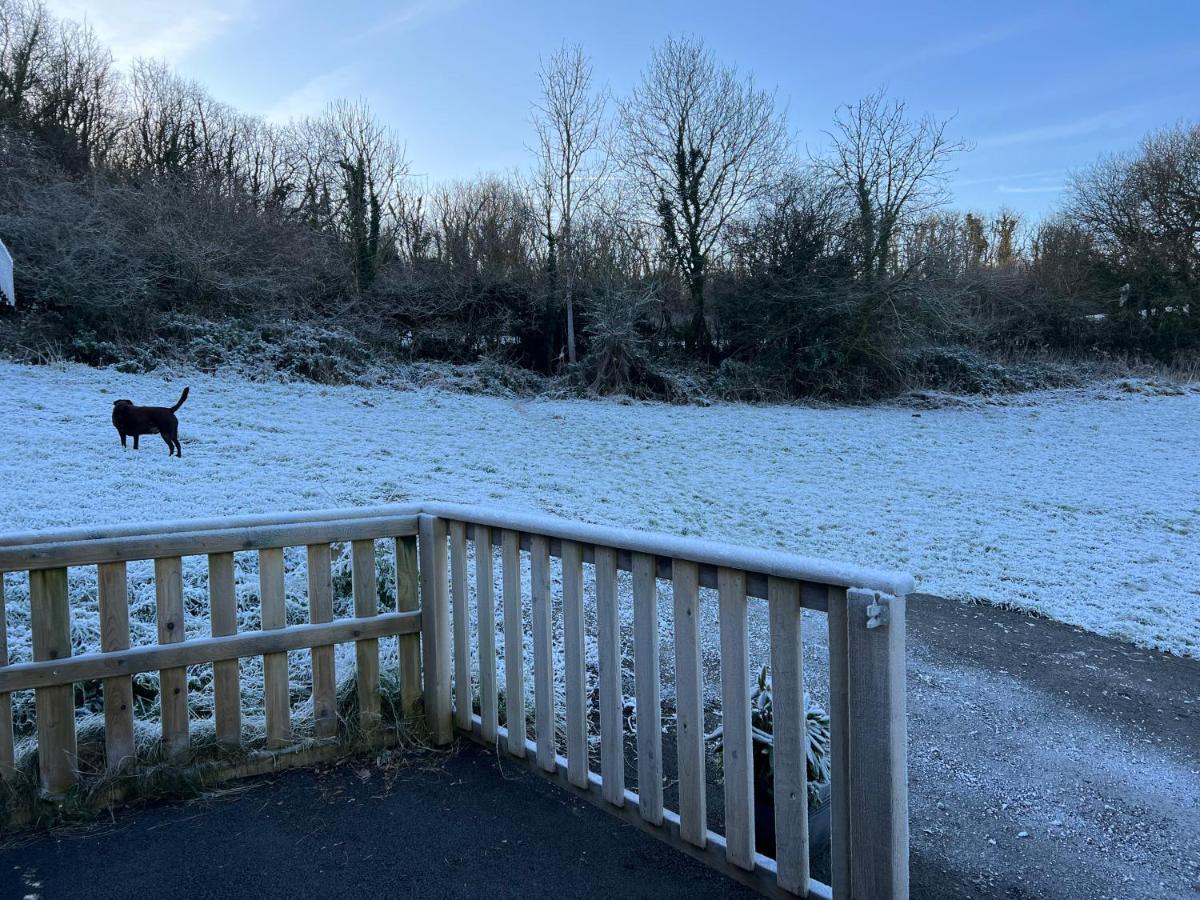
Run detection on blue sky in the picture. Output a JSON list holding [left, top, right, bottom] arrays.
[[48, 0, 1200, 220]]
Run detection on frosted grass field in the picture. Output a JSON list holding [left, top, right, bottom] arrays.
[[0, 359, 1196, 662]]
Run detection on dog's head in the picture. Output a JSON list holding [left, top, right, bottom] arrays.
[[112, 399, 133, 408]]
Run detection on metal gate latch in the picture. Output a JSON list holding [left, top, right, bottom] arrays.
[[866, 593, 890, 629]]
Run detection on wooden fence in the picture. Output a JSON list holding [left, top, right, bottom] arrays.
[[0, 503, 912, 900]]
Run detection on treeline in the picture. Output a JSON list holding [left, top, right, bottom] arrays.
[[0, 0, 1196, 398]]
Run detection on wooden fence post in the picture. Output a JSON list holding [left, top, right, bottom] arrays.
[[845, 588, 909, 900], [418, 516, 452, 745], [30, 567, 76, 794], [209, 552, 241, 746], [351, 540, 381, 736], [98, 562, 135, 771], [306, 544, 338, 739], [827, 586, 851, 900], [0, 574, 14, 778], [260, 547, 290, 748], [395, 535, 422, 720], [156, 557, 189, 761]]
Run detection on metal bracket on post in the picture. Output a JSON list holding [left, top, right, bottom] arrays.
[[866, 592, 891, 629]]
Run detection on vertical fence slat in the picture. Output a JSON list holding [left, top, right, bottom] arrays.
[[530, 534, 555, 772], [0, 574, 12, 777], [449, 521, 472, 732], [208, 552, 241, 746], [846, 588, 909, 900], [395, 535, 422, 720], [718, 567, 754, 870], [769, 576, 809, 894], [418, 516, 452, 745], [596, 545, 624, 807], [500, 529, 526, 757], [827, 586, 851, 900], [306, 544, 337, 739], [155, 557, 188, 760], [474, 526, 498, 743], [260, 547, 290, 748], [632, 551, 662, 824], [351, 539, 381, 736], [672, 558, 705, 846], [30, 567, 75, 793], [562, 540, 587, 788], [98, 561, 135, 771]]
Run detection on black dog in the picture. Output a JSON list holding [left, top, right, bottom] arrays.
[[112, 387, 190, 456]]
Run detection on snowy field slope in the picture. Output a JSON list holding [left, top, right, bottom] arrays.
[[0, 360, 1197, 658]]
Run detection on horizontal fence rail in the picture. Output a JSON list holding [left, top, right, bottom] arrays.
[[0, 503, 911, 899]]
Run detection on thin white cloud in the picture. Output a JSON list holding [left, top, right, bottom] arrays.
[[353, 0, 467, 41], [874, 16, 1046, 76], [977, 108, 1138, 150], [996, 183, 1064, 194], [264, 65, 363, 123], [44, 0, 245, 64]]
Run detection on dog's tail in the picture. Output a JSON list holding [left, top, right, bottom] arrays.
[[170, 387, 190, 413]]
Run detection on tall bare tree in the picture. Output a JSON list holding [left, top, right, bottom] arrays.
[[619, 35, 787, 357], [531, 44, 607, 364], [816, 88, 968, 282]]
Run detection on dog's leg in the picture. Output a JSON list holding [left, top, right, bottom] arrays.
[[120, 433, 127, 448], [161, 432, 174, 455], [133, 435, 140, 450]]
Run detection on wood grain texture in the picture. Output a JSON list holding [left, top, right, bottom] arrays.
[[596, 545, 624, 807], [155, 556, 189, 761], [826, 586, 851, 900], [260, 547, 291, 748], [474, 526, 498, 743], [418, 516, 452, 745], [30, 567, 76, 793], [672, 559, 706, 847], [0, 575, 11, 776], [718, 567, 754, 870], [530, 534, 555, 772], [394, 535, 421, 719], [768, 577, 809, 894], [561, 540, 587, 788], [632, 552, 663, 825], [500, 529, 526, 757], [846, 588, 909, 900], [306, 544, 337, 739], [449, 521, 472, 731], [208, 552, 241, 745], [98, 562, 135, 771], [351, 540, 381, 735]]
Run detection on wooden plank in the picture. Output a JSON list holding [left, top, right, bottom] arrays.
[[29, 567, 76, 793], [826, 586, 851, 900], [209, 552, 241, 746], [768, 577, 809, 894], [351, 539, 381, 735], [156, 556, 188, 761], [0, 574, 15, 776], [306, 544, 337, 739], [260, 547, 290, 748], [530, 534, 555, 772], [595, 545, 624, 807], [418, 516, 452, 745], [4, 515, 421, 573], [500, 529, 526, 757], [672, 558, 705, 846], [561, 540, 587, 789], [449, 521, 472, 732], [98, 562, 135, 771], [718, 567, 754, 870], [632, 551, 663, 825], [846, 589, 909, 900], [0, 613, 421, 694], [465, 525, 834, 610], [394, 535, 421, 719], [474, 526, 498, 744]]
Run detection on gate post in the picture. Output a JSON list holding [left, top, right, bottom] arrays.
[[418, 515, 452, 745]]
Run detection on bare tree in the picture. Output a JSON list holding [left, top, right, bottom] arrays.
[[619, 35, 787, 357], [531, 44, 607, 364], [815, 88, 968, 282]]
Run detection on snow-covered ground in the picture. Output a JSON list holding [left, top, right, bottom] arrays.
[[0, 360, 1196, 659]]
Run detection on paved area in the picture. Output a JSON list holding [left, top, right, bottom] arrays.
[[1, 595, 1196, 899]]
